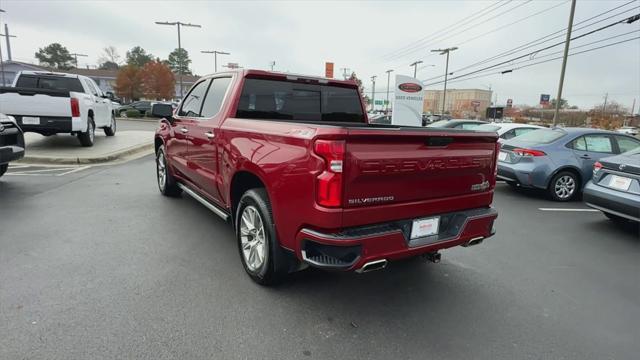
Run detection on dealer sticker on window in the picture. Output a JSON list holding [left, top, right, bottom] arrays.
[[410, 216, 440, 239]]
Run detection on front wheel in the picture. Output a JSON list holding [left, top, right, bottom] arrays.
[[156, 145, 181, 197], [548, 171, 579, 202], [236, 188, 290, 285], [104, 114, 116, 136], [77, 119, 95, 147]]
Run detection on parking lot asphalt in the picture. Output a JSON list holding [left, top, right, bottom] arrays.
[[1, 155, 638, 360]]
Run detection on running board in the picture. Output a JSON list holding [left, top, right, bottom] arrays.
[[177, 183, 230, 221]]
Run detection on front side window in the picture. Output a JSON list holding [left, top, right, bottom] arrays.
[[179, 80, 211, 117], [616, 136, 640, 153], [236, 78, 364, 123]]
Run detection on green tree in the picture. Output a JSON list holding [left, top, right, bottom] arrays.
[[126, 46, 154, 67], [99, 61, 119, 70], [34, 43, 74, 70], [167, 48, 192, 75], [550, 98, 569, 109]]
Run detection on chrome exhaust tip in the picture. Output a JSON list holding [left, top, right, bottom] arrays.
[[356, 259, 388, 273], [463, 236, 484, 247]]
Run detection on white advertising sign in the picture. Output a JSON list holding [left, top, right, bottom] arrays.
[[391, 74, 424, 126]]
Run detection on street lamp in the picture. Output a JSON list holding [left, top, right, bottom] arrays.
[[155, 21, 202, 98], [201, 50, 230, 73], [385, 69, 393, 113], [410, 60, 423, 78], [431, 47, 458, 115]]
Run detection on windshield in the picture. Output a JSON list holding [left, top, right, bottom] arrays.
[[475, 124, 501, 132], [510, 128, 566, 144], [236, 78, 365, 123]]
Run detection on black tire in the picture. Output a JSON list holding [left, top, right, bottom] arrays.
[[0, 164, 7, 178], [236, 188, 290, 286], [156, 145, 182, 197], [548, 171, 579, 202], [77, 118, 95, 147], [104, 114, 116, 136]]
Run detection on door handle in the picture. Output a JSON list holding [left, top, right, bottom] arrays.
[[205, 131, 215, 139], [180, 127, 189, 133], [580, 154, 591, 159]]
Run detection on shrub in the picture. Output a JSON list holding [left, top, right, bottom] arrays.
[[125, 109, 141, 118], [145, 110, 157, 118]]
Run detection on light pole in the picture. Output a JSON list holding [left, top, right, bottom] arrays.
[[156, 21, 202, 98], [431, 47, 458, 115], [269, 61, 275, 71], [552, 0, 576, 126], [370, 75, 377, 112], [200, 50, 230, 73], [385, 69, 393, 113], [0, 8, 6, 86], [0, 24, 16, 61], [70, 53, 88, 68], [410, 60, 423, 78]]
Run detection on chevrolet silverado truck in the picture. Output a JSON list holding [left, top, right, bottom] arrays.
[[0, 71, 116, 147], [153, 69, 499, 285], [0, 113, 25, 178]]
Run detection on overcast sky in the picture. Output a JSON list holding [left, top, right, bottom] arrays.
[[1, 0, 639, 109]]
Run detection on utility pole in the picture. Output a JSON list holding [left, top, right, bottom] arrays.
[[370, 75, 377, 112], [0, 24, 16, 61], [156, 21, 202, 98], [552, 0, 576, 126], [269, 61, 275, 71], [631, 98, 636, 116], [385, 69, 393, 113], [602, 93, 608, 118], [431, 47, 458, 116], [0, 9, 5, 86], [200, 50, 230, 73], [410, 60, 423, 78], [340, 67, 350, 80], [70, 53, 88, 68]]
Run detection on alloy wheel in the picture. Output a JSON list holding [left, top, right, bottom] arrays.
[[239, 205, 267, 272], [554, 175, 575, 199], [157, 151, 166, 191]]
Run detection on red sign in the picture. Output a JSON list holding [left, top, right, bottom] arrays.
[[398, 83, 422, 93], [325, 62, 334, 78]]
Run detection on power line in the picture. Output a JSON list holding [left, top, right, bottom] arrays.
[[423, 1, 639, 83], [420, 12, 640, 85], [381, 0, 510, 60]]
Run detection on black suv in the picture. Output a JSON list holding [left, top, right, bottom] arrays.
[[0, 114, 25, 178]]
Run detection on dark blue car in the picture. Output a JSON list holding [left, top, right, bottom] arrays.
[[497, 127, 640, 201]]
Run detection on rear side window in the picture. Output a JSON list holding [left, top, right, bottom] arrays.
[[616, 136, 640, 153], [515, 129, 565, 144], [201, 77, 232, 118], [584, 135, 613, 153], [16, 75, 84, 92], [236, 78, 364, 123], [179, 79, 211, 117]]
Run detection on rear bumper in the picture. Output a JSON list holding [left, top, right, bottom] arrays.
[[296, 206, 498, 271], [13, 115, 74, 135], [583, 181, 640, 222], [497, 161, 549, 189]]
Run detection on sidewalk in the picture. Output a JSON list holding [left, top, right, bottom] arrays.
[[19, 130, 155, 164]]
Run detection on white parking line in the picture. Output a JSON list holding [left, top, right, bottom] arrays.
[[6, 164, 92, 176], [538, 208, 599, 212], [56, 166, 91, 176]]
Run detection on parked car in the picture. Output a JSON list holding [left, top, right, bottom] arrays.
[[369, 114, 392, 124], [498, 127, 640, 201], [616, 126, 638, 136], [427, 119, 488, 130], [153, 69, 499, 285], [116, 101, 153, 117], [583, 147, 640, 223], [0, 113, 25, 178], [0, 71, 116, 147], [475, 123, 545, 143]]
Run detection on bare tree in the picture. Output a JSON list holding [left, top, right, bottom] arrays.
[[98, 46, 122, 66]]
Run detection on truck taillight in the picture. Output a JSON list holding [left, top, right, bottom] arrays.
[[70, 98, 80, 117], [314, 139, 345, 208]]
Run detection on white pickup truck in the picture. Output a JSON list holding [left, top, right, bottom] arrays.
[[0, 71, 117, 147]]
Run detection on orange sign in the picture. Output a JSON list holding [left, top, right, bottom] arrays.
[[325, 62, 334, 78]]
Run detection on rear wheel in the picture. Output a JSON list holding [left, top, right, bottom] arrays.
[[548, 171, 579, 202], [156, 145, 181, 197], [0, 164, 7, 178], [236, 188, 290, 285], [77, 119, 95, 147], [104, 114, 116, 136]]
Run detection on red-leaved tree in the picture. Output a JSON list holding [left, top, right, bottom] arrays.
[[114, 65, 142, 102], [139, 61, 175, 100]]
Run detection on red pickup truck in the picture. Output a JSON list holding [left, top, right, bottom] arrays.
[[153, 69, 499, 285]]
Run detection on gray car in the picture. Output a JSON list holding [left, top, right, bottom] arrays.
[[583, 148, 640, 222], [498, 127, 640, 201]]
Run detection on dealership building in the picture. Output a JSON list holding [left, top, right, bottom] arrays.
[[423, 88, 493, 118]]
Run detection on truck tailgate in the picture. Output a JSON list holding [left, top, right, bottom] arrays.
[[0, 89, 73, 117], [343, 128, 498, 209]]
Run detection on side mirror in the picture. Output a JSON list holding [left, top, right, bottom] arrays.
[[151, 103, 174, 120]]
